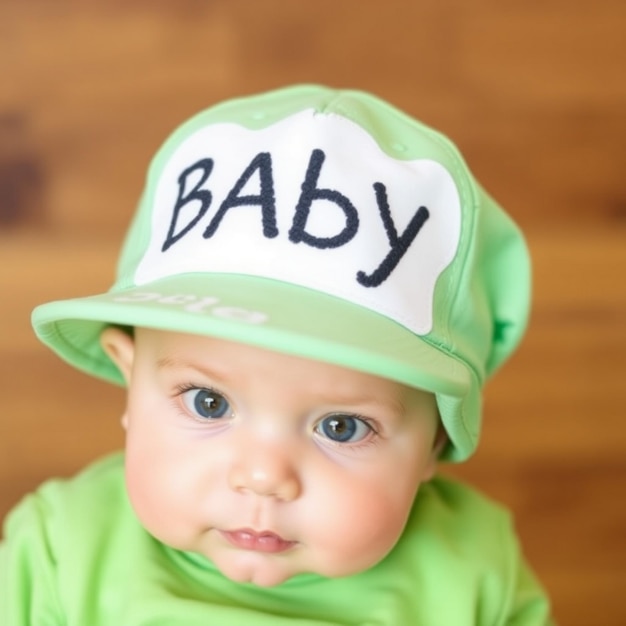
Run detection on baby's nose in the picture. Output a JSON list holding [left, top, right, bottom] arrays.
[[228, 443, 301, 502]]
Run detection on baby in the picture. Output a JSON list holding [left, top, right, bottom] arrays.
[[0, 85, 554, 624]]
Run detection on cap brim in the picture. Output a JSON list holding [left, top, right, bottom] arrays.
[[32, 273, 469, 399]]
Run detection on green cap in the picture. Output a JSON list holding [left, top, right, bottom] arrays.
[[32, 85, 531, 461]]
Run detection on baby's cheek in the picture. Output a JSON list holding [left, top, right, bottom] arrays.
[[351, 495, 407, 549], [124, 441, 173, 516], [124, 452, 158, 518], [311, 483, 411, 575]]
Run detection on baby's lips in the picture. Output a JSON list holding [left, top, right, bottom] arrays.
[[221, 528, 296, 553]]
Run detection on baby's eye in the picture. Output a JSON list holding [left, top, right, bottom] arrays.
[[181, 388, 231, 420], [315, 414, 372, 444]]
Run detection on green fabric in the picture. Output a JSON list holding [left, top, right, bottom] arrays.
[[1, 454, 554, 625]]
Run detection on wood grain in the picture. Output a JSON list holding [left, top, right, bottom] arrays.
[[1, 2, 625, 624]]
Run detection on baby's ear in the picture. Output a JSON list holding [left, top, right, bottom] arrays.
[[423, 425, 449, 481], [100, 326, 135, 385], [433, 424, 449, 458]]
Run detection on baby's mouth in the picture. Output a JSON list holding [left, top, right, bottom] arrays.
[[220, 528, 296, 553]]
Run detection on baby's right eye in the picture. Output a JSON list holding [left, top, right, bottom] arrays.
[[181, 388, 232, 420]]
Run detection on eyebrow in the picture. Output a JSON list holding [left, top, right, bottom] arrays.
[[156, 356, 229, 382], [335, 395, 406, 417], [311, 384, 408, 417]]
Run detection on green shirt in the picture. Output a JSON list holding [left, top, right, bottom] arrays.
[[0, 454, 554, 625]]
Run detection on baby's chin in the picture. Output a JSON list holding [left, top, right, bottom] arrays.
[[212, 551, 379, 587], [212, 551, 302, 588]]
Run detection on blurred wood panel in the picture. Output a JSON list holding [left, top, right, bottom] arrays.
[[1, 2, 625, 624]]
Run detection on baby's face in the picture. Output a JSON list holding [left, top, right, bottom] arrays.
[[104, 327, 442, 587]]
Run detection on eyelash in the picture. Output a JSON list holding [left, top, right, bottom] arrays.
[[313, 414, 381, 450], [173, 383, 233, 423], [171, 384, 382, 448]]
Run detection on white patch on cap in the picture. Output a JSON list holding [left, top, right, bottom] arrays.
[[134, 109, 461, 335]]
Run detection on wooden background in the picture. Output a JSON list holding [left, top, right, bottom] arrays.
[[1, 2, 624, 623]]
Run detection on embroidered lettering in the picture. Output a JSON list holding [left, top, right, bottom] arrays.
[[184, 296, 220, 313], [162, 159, 214, 252], [203, 152, 278, 239], [288, 149, 359, 249], [357, 182, 430, 287], [158, 295, 199, 305], [159, 152, 433, 289], [113, 292, 267, 323]]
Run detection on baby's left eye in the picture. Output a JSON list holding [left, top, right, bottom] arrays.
[[315, 414, 373, 444], [181, 388, 231, 420]]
